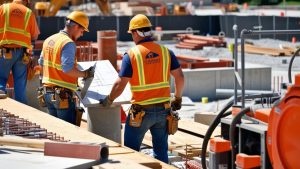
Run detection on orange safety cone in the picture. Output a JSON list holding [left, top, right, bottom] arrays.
[[292, 36, 297, 43]]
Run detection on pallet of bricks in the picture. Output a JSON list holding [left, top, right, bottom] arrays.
[[176, 34, 227, 50]]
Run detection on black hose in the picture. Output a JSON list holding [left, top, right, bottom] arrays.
[[288, 48, 300, 83], [201, 97, 234, 169], [229, 107, 251, 169]]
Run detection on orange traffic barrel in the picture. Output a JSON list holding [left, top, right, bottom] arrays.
[[236, 153, 260, 169], [97, 30, 117, 70]]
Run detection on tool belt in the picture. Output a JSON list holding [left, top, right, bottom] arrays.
[[166, 110, 180, 135], [129, 104, 145, 128], [0, 47, 13, 59], [37, 86, 46, 107], [128, 102, 170, 128], [0, 46, 31, 64], [44, 86, 73, 109]]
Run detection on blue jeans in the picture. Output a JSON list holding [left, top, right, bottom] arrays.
[[124, 106, 170, 163], [44, 92, 76, 125], [0, 48, 27, 104]]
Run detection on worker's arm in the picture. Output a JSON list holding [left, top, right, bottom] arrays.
[[169, 49, 185, 98], [64, 67, 86, 78], [61, 42, 86, 78], [109, 76, 130, 101], [171, 67, 184, 98]]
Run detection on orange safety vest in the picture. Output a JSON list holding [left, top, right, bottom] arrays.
[[42, 32, 78, 91], [0, 3, 32, 48], [128, 42, 171, 105]]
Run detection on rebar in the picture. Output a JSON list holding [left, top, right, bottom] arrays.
[[0, 109, 67, 142]]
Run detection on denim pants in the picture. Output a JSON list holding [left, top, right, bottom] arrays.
[[124, 106, 170, 163], [44, 92, 76, 125], [0, 48, 27, 104]]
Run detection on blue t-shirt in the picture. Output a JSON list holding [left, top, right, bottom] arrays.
[[119, 39, 180, 77]]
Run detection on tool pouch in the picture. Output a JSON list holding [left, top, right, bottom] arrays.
[[3, 48, 12, 59], [22, 48, 31, 65], [52, 88, 69, 109], [37, 87, 46, 107], [129, 105, 145, 128], [166, 110, 180, 135]]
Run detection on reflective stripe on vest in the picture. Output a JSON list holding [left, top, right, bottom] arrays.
[[0, 4, 31, 48], [129, 44, 171, 105], [42, 32, 77, 91]]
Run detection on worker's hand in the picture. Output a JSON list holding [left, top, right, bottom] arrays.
[[171, 96, 182, 111], [100, 95, 114, 107], [84, 66, 95, 79]]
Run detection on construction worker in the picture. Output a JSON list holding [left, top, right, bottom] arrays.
[[0, 0, 40, 104], [38, 11, 94, 125], [101, 14, 185, 163]]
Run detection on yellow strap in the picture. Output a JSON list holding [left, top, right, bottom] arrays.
[[131, 82, 169, 92], [131, 46, 145, 85], [134, 97, 170, 105], [43, 77, 77, 91]]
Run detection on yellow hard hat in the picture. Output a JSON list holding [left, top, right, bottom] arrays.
[[128, 14, 152, 33], [66, 11, 89, 32], [35, 2, 47, 10]]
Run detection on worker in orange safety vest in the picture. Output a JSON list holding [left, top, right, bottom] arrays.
[[0, 0, 40, 104], [38, 11, 94, 125], [100, 14, 185, 163]]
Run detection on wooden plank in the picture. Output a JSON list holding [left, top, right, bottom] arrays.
[[186, 35, 223, 43], [105, 152, 178, 169], [182, 39, 210, 45], [238, 44, 289, 56], [176, 55, 209, 62], [0, 98, 118, 146], [0, 98, 176, 169], [175, 44, 203, 50], [143, 131, 203, 151], [178, 119, 221, 138]]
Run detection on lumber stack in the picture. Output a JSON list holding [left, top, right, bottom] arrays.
[[176, 34, 227, 50], [176, 55, 233, 69], [238, 44, 295, 57]]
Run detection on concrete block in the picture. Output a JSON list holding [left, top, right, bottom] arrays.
[[171, 63, 271, 101], [87, 106, 121, 144], [194, 112, 217, 126]]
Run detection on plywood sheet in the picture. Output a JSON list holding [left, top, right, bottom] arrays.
[[77, 60, 132, 107]]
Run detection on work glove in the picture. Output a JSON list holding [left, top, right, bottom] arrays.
[[171, 96, 182, 111], [84, 66, 95, 79], [100, 95, 114, 107]]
